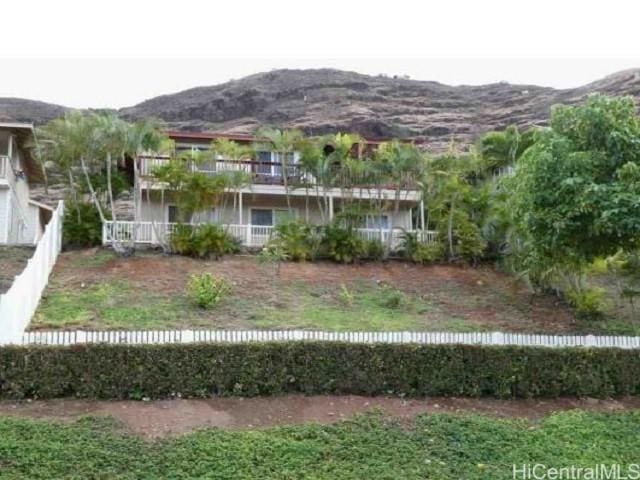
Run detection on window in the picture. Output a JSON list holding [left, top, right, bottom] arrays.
[[168, 205, 180, 223], [251, 208, 295, 226], [255, 151, 272, 175], [363, 214, 389, 230], [251, 208, 273, 226]]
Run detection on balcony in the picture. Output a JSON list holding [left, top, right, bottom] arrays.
[[102, 221, 437, 250], [138, 156, 418, 190]]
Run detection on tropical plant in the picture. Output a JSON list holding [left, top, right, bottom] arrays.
[[186, 273, 230, 308], [321, 224, 366, 263], [269, 220, 321, 261], [170, 224, 238, 259], [400, 231, 444, 264], [375, 140, 426, 254], [255, 128, 304, 212], [62, 201, 107, 248]]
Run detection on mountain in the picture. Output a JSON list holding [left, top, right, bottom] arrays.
[[3, 68, 640, 150], [0, 98, 68, 124]]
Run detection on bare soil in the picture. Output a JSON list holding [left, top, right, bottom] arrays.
[[1, 395, 638, 439], [0, 246, 33, 293], [34, 248, 581, 333]]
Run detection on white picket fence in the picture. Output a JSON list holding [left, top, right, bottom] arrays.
[[19, 329, 640, 349], [0, 201, 64, 345], [103, 220, 438, 250]]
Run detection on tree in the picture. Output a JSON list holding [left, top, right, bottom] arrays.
[[375, 140, 426, 254], [423, 151, 486, 262], [255, 128, 304, 213], [511, 94, 640, 294], [37, 112, 168, 255], [209, 139, 253, 224]]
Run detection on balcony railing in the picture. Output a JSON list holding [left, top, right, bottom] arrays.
[[0, 155, 8, 179], [138, 157, 417, 190], [102, 221, 437, 250]]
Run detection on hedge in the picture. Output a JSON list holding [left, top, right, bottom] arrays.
[[1, 342, 639, 400]]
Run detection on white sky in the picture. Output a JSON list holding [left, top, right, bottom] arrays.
[[2, 0, 640, 109]]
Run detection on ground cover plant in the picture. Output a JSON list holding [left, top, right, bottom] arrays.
[[0, 411, 638, 479]]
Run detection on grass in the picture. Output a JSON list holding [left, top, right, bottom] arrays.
[[0, 411, 638, 479], [32, 250, 640, 334], [35, 280, 190, 330], [35, 277, 482, 332]]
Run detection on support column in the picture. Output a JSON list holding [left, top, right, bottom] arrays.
[[329, 195, 334, 221], [420, 199, 425, 230], [238, 191, 243, 225]]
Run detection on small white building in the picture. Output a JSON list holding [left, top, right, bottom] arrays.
[[0, 122, 53, 245]]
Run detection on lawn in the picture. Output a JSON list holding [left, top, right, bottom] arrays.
[[0, 410, 638, 479], [30, 248, 637, 334]]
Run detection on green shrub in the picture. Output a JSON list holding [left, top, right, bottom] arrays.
[[169, 224, 194, 255], [186, 273, 230, 308], [63, 201, 107, 248], [1, 343, 639, 400], [170, 223, 239, 259], [401, 231, 443, 263], [270, 221, 320, 261], [378, 285, 405, 309], [566, 287, 608, 319], [363, 239, 385, 261], [321, 224, 366, 263]]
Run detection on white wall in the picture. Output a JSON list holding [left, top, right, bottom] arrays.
[[0, 189, 7, 243], [0, 132, 38, 245], [139, 191, 414, 229]]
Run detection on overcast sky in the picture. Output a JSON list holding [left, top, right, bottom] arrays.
[[2, 58, 639, 110], [2, 1, 640, 109]]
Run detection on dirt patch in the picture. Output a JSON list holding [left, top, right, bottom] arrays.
[[0, 246, 34, 293], [1, 395, 638, 439], [34, 248, 582, 333]]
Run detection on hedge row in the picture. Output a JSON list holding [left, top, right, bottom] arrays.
[[1, 342, 639, 400]]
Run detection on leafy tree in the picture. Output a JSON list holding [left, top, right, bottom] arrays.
[[511, 94, 640, 295]]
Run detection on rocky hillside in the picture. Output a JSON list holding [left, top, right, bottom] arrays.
[[3, 68, 640, 150], [0, 98, 68, 125]]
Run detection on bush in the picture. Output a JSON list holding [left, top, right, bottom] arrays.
[[321, 225, 366, 263], [63, 201, 107, 248], [269, 221, 320, 262], [170, 224, 239, 259], [401, 231, 443, 264], [378, 285, 405, 309], [363, 239, 385, 261], [566, 287, 608, 319], [1, 343, 639, 400], [186, 273, 230, 308]]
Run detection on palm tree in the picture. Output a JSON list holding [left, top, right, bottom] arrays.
[[298, 136, 333, 223], [210, 139, 254, 224], [375, 140, 427, 254], [255, 128, 304, 213]]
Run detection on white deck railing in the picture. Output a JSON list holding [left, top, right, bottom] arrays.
[[0, 201, 64, 345], [21, 329, 640, 349], [0, 155, 8, 179], [102, 221, 437, 250]]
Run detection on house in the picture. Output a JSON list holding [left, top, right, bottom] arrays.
[[103, 131, 433, 249], [0, 123, 52, 245]]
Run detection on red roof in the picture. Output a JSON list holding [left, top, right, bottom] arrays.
[[164, 130, 424, 146]]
